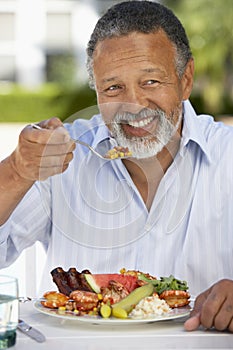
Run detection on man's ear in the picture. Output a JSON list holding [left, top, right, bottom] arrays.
[[181, 58, 194, 100]]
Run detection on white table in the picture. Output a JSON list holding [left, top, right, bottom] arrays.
[[14, 301, 233, 349]]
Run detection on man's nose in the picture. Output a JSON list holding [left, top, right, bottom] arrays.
[[119, 88, 149, 114], [118, 102, 145, 115]]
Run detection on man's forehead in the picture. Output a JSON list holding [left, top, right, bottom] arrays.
[[92, 30, 177, 79], [93, 30, 176, 60]]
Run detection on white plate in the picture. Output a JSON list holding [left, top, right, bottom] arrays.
[[34, 301, 190, 325]]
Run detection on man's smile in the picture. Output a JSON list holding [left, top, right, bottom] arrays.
[[127, 115, 155, 128], [119, 115, 158, 137]]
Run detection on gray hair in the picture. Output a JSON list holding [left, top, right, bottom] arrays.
[[86, 0, 192, 89]]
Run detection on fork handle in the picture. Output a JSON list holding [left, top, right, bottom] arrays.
[[31, 123, 42, 130]]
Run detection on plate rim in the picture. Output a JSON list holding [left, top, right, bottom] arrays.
[[33, 300, 190, 325]]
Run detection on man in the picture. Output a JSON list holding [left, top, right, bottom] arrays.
[[0, 0, 232, 332]]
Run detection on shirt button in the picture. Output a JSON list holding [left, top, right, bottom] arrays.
[[144, 224, 151, 231]]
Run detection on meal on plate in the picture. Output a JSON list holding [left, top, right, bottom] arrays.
[[40, 267, 190, 319], [104, 146, 132, 159]]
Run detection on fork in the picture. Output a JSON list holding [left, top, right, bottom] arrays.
[[19, 296, 75, 303], [31, 123, 130, 160]]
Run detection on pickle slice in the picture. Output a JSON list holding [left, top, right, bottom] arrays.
[[111, 307, 128, 319], [100, 304, 112, 318], [112, 283, 154, 314]]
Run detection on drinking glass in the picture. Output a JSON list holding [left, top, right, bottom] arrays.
[[0, 276, 18, 349]]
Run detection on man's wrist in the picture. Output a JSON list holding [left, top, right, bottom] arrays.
[[7, 153, 35, 186]]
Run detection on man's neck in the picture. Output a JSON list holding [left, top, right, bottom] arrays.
[[122, 130, 181, 210]]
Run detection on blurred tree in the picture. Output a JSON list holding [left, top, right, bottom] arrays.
[[164, 0, 233, 115], [46, 53, 77, 88]]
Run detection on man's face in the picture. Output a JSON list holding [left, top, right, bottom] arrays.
[[93, 30, 193, 159]]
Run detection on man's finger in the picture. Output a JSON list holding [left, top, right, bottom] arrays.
[[39, 117, 63, 130], [184, 311, 201, 331]]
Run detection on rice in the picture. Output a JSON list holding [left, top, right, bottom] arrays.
[[129, 294, 171, 318]]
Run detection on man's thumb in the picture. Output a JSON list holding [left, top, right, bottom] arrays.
[[184, 311, 201, 331]]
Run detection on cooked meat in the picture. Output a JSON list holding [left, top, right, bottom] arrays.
[[51, 267, 73, 296], [50, 267, 93, 295], [70, 290, 99, 311], [101, 280, 129, 304]]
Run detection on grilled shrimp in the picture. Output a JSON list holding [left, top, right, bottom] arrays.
[[159, 290, 190, 308], [101, 280, 129, 304], [70, 290, 99, 311], [41, 291, 69, 308]]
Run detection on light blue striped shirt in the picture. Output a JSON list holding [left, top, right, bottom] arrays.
[[1, 100, 233, 296]]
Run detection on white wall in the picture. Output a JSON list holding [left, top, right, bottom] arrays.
[[0, 0, 100, 87]]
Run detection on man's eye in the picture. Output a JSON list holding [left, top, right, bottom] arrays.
[[107, 85, 120, 91], [103, 85, 122, 95], [145, 80, 159, 85]]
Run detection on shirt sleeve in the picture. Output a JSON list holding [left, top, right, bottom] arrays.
[[0, 180, 52, 268]]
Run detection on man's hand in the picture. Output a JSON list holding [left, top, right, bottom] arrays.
[[10, 117, 76, 181], [184, 279, 233, 332]]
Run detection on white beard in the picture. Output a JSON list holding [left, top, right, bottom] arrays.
[[110, 108, 182, 159]]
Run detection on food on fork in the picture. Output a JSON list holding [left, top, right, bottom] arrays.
[[104, 146, 132, 159], [41, 267, 190, 319]]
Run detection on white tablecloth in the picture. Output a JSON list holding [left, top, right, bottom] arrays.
[[15, 302, 233, 349]]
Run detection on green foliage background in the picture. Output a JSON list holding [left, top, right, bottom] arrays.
[[164, 0, 233, 116], [0, 84, 97, 123]]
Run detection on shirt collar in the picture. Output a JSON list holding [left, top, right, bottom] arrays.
[[90, 116, 111, 148], [180, 100, 212, 163], [92, 115, 118, 148]]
